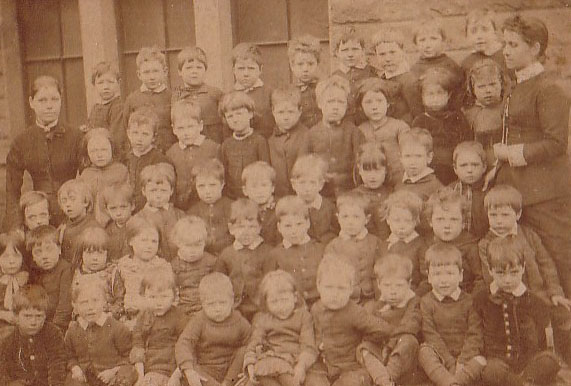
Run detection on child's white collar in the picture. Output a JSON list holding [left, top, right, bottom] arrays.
[[383, 61, 410, 80], [386, 231, 419, 248], [140, 83, 167, 93], [283, 235, 311, 249], [232, 128, 254, 141], [143, 202, 171, 212], [402, 167, 434, 183], [233, 236, 264, 251], [432, 287, 461, 302], [490, 281, 527, 297], [380, 288, 416, 309], [337, 61, 367, 74], [131, 146, 153, 158], [490, 224, 518, 239], [179, 135, 205, 149], [339, 228, 368, 241], [305, 195, 322, 210], [77, 313, 109, 330], [234, 78, 264, 92]]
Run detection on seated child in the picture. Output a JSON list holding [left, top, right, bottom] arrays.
[[117, 217, 172, 322], [0, 285, 66, 386], [123, 46, 173, 153], [423, 187, 483, 294], [101, 183, 134, 262], [306, 75, 365, 196], [217, 199, 273, 321], [418, 243, 485, 386], [331, 27, 376, 124], [244, 270, 321, 386], [65, 277, 137, 386], [169, 216, 218, 318], [359, 255, 421, 386], [395, 128, 443, 201], [288, 34, 322, 128], [268, 86, 310, 198], [172, 46, 224, 143], [311, 256, 394, 386], [124, 107, 171, 212], [290, 154, 338, 244], [27, 225, 73, 331], [265, 195, 325, 306], [449, 141, 489, 238], [131, 163, 185, 261], [219, 90, 270, 199], [167, 99, 220, 210], [175, 273, 251, 386], [357, 77, 410, 182], [474, 239, 561, 386], [412, 67, 472, 185], [71, 227, 124, 320], [85, 61, 124, 155], [57, 179, 99, 266], [130, 270, 187, 386], [78, 127, 128, 226], [0, 231, 28, 340], [379, 190, 428, 292], [242, 161, 279, 245], [463, 59, 506, 167], [371, 29, 417, 123], [187, 159, 233, 255], [325, 193, 381, 303], [231, 42, 274, 139]]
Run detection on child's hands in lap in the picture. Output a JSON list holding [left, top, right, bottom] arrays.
[[98, 366, 120, 384], [71, 365, 87, 382]]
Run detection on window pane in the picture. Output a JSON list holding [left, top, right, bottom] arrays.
[[289, 0, 328, 39], [63, 59, 87, 127], [18, 0, 62, 59], [61, 0, 82, 56], [119, 0, 166, 51], [236, 0, 288, 43], [165, 0, 195, 48]]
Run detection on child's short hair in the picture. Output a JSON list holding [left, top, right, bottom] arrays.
[[58, 178, 93, 213], [170, 216, 208, 246], [257, 270, 298, 311], [232, 42, 263, 67], [77, 227, 109, 253], [91, 61, 120, 85], [275, 195, 309, 220], [287, 34, 321, 63], [31, 75, 62, 98], [465, 59, 505, 102], [141, 269, 176, 295], [465, 8, 498, 35], [315, 75, 350, 103], [425, 243, 463, 271], [398, 127, 433, 154], [101, 183, 133, 208], [136, 46, 167, 70], [419, 67, 458, 94], [371, 29, 406, 50], [413, 17, 446, 44], [484, 184, 522, 214], [19, 190, 49, 212], [218, 91, 255, 117], [385, 190, 424, 223], [453, 141, 487, 166], [336, 192, 369, 214], [140, 162, 176, 188], [356, 78, 396, 110], [502, 15, 548, 61], [270, 87, 302, 109], [26, 225, 59, 251], [242, 161, 276, 186], [13, 284, 49, 314], [199, 272, 233, 302], [171, 99, 202, 123], [0, 230, 25, 258], [128, 107, 159, 134], [291, 154, 328, 181], [177, 46, 208, 70], [229, 198, 260, 224], [425, 187, 469, 223], [126, 217, 159, 243], [71, 275, 107, 303], [317, 254, 356, 285], [374, 254, 413, 282], [191, 158, 225, 183], [487, 236, 526, 270], [334, 26, 365, 51]]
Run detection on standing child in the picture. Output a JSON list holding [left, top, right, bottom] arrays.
[[187, 159, 233, 255], [27, 225, 72, 331], [232, 42, 274, 139], [130, 271, 187, 386], [132, 163, 185, 261], [19, 191, 51, 232], [412, 68, 472, 185], [175, 273, 251, 386], [166, 99, 220, 210], [219, 90, 270, 199], [169, 216, 218, 318], [0, 285, 67, 386], [357, 78, 410, 182], [123, 46, 173, 153], [418, 243, 485, 386], [306, 75, 365, 196], [268, 87, 309, 198], [101, 183, 134, 262], [173, 46, 224, 143], [288, 34, 322, 128], [217, 199, 273, 321], [78, 128, 128, 226], [65, 277, 137, 386], [244, 270, 322, 386]]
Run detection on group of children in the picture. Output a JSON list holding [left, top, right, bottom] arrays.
[[1, 8, 570, 386]]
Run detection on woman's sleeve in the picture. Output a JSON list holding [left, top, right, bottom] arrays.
[[5, 139, 25, 230]]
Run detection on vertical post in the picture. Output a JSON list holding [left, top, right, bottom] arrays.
[[78, 0, 120, 112], [193, 0, 234, 91]]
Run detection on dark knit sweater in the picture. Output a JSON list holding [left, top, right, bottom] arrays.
[[351, 185, 392, 239], [378, 235, 428, 291], [87, 96, 124, 154], [308, 196, 338, 244], [106, 221, 130, 263], [364, 295, 421, 337], [187, 197, 233, 255], [295, 80, 322, 129], [60, 214, 100, 266], [171, 253, 218, 314], [394, 172, 443, 202]]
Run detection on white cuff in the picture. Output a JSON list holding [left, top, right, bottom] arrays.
[[507, 144, 527, 167]]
